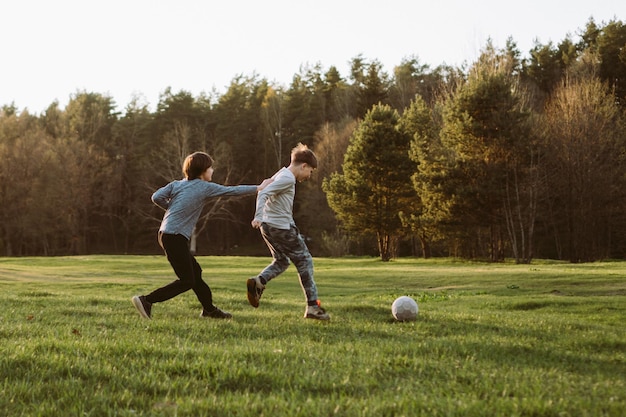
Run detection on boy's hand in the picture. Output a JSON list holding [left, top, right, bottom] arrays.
[[251, 219, 262, 229], [257, 178, 273, 191]]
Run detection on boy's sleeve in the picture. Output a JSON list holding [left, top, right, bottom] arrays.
[[253, 189, 270, 222], [205, 183, 258, 198], [151, 183, 172, 210], [253, 175, 289, 222]]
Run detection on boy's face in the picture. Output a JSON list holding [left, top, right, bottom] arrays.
[[201, 167, 214, 182], [296, 163, 315, 182]]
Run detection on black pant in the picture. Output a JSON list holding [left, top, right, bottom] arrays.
[[145, 233, 214, 311]]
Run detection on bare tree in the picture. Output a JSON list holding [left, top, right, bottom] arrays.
[[540, 75, 624, 261]]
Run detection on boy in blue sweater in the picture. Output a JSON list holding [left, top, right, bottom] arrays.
[[132, 151, 272, 319]]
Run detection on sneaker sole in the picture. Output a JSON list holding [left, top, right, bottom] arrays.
[[305, 314, 330, 320], [132, 296, 151, 319], [246, 279, 260, 308], [200, 310, 233, 319]]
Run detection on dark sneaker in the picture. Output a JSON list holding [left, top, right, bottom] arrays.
[[305, 301, 330, 320], [132, 295, 152, 319], [200, 307, 232, 319], [246, 276, 265, 308]]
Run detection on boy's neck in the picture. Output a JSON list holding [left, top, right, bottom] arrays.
[[287, 163, 298, 176]]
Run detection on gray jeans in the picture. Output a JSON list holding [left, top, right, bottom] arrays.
[[258, 223, 319, 305]]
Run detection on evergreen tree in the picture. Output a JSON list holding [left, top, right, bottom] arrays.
[[323, 104, 416, 260], [349, 56, 390, 118], [213, 75, 269, 183], [401, 95, 442, 258], [596, 19, 626, 103], [322, 66, 353, 123], [439, 45, 532, 261]]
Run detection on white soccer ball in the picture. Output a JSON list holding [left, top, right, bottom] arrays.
[[391, 296, 418, 321]]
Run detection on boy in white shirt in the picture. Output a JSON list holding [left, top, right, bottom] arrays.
[[247, 143, 330, 320]]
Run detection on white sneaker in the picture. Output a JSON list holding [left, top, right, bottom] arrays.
[[131, 295, 152, 319], [305, 302, 330, 320]]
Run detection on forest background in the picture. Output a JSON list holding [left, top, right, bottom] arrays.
[[1, 18, 625, 263]]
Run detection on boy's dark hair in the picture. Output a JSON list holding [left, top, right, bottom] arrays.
[[183, 152, 214, 179], [291, 143, 318, 168]]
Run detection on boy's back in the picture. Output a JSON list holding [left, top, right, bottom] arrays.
[[254, 167, 295, 229]]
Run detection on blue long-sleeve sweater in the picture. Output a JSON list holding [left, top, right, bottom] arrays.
[[152, 179, 257, 239]]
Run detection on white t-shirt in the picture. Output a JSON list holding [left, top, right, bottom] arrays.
[[253, 167, 295, 230]]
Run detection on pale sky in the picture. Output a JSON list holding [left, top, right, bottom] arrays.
[[1, 0, 623, 114]]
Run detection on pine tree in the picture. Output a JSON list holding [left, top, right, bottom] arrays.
[[323, 104, 416, 260]]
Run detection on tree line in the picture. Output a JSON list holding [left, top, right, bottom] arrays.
[[1, 18, 625, 262]]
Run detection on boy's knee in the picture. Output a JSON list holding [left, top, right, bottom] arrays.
[[274, 258, 290, 270], [294, 256, 313, 273]]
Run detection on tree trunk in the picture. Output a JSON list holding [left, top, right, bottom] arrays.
[[377, 232, 392, 261]]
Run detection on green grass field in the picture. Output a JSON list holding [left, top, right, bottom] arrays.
[[0, 256, 624, 417]]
